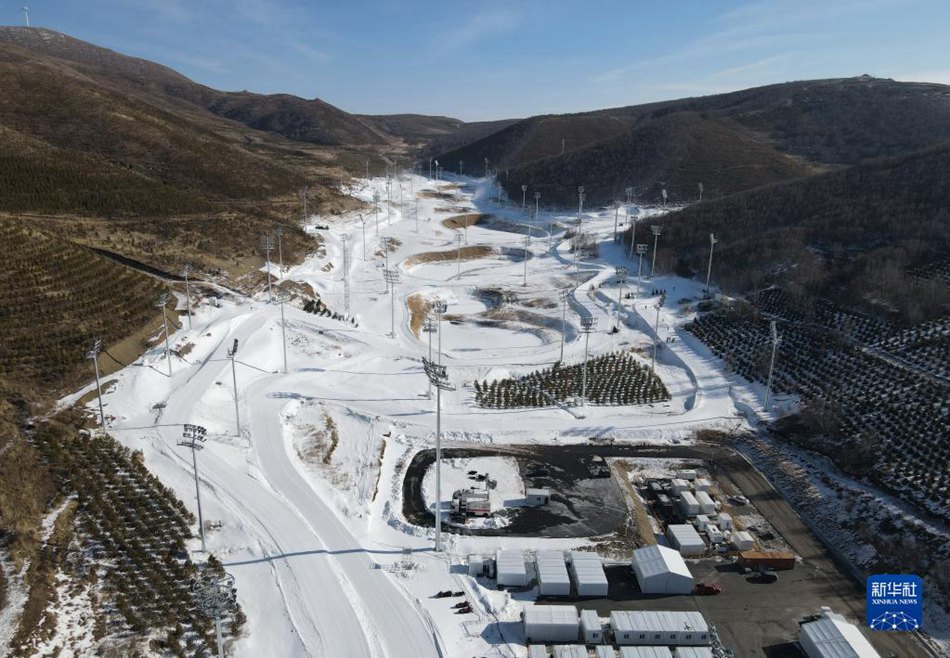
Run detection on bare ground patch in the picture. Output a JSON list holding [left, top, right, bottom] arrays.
[[403, 245, 492, 268], [441, 213, 490, 229]]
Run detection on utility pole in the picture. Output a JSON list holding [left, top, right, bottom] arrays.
[[698, 181, 704, 202], [628, 212, 639, 260], [227, 339, 240, 435], [636, 244, 648, 297], [422, 358, 454, 552], [559, 289, 569, 363], [341, 235, 351, 316], [380, 237, 395, 291], [625, 186, 633, 206], [535, 191, 540, 218], [156, 292, 173, 376], [192, 568, 236, 658], [705, 233, 718, 296], [651, 304, 661, 374], [577, 186, 585, 221], [181, 264, 193, 330], [613, 206, 620, 243], [650, 225, 662, 279], [178, 424, 207, 552], [422, 317, 437, 399], [579, 316, 596, 405], [522, 235, 531, 286], [279, 294, 289, 374], [521, 185, 528, 214], [361, 214, 367, 260], [261, 235, 275, 302], [86, 338, 107, 431], [764, 321, 781, 412], [373, 191, 380, 235], [615, 266, 628, 323], [275, 226, 285, 274], [456, 233, 463, 279], [384, 268, 400, 338]]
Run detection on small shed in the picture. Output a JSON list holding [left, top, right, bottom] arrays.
[[676, 469, 697, 481], [580, 609, 604, 643], [526, 488, 551, 506], [468, 554, 485, 577], [569, 551, 609, 597], [674, 648, 714, 658], [528, 646, 548, 658], [594, 647, 618, 658], [695, 491, 716, 515], [670, 478, 690, 495], [706, 525, 725, 545], [678, 491, 699, 517], [536, 550, 571, 596], [666, 524, 706, 556], [716, 512, 733, 530], [496, 550, 528, 586], [694, 514, 711, 531], [620, 648, 674, 658], [553, 647, 588, 658], [694, 478, 712, 492], [731, 530, 754, 551], [524, 605, 579, 643], [631, 544, 694, 594]]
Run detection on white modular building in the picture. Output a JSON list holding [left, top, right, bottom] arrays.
[[569, 551, 609, 597], [694, 514, 711, 531], [528, 645, 548, 658], [799, 609, 880, 658], [706, 525, 725, 545], [670, 478, 690, 494], [553, 647, 588, 658], [468, 554, 484, 577], [524, 605, 580, 643], [731, 530, 755, 551], [678, 491, 699, 517], [497, 550, 528, 586], [595, 647, 618, 658], [536, 550, 571, 596], [631, 544, 695, 594], [666, 524, 706, 556], [716, 512, 733, 530], [610, 610, 710, 646], [580, 609, 604, 643], [527, 488, 552, 506], [620, 648, 674, 658], [694, 478, 712, 492], [676, 469, 697, 481], [674, 648, 714, 658], [695, 491, 716, 515]]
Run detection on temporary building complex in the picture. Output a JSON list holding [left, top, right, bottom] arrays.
[[569, 551, 609, 597], [524, 605, 580, 643], [497, 550, 528, 587], [666, 524, 706, 556], [536, 551, 571, 596], [610, 611, 710, 646], [631, 544, 695, 594], [799, 609, 880, 658]]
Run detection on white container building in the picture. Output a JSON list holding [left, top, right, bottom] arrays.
[[631, 544, 695, 594], [524, 605, 580, 643], [595, 647, 618, 658], [678, 491, 699, 517], [569, 551, 609, 597], [468, 554, 484, 577], [799, 609, 880, 658], [731, 531, 755, 551], [694, 478, 712, 492], [527, 488, 552, 506], [610, 610, 710, 646], [695, 491, 716, 515], [666, 524, 706, 556], [676, 469, 697, 481], [620, 648, 674, 658], [674, 648, 714, 658], [536, 550, 571, 596], [553, 647, 587, 658], [706, 525, 725, 545], [497, 550, 528, 586], [694, 514, 711, 531], [580, 609, 604, 643], [716, 512, 733, 530], [670, 478, 690, 495], [528, 646, 548, 658]]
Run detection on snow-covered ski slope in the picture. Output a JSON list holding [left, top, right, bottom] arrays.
[[74, 174, 776, 657]]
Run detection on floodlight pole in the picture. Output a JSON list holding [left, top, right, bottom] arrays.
[[704, 233, 718, 295], [522, 235, 531, 286], [179, 424, 208, 552], [559, 289, 569, 363], [432, 300, 447, 364], [764, 321, 781, 412], [193, 569, 236, 658], [275, 226, 285, 273], [535, 192, 540, 219], [625, 186, 633, 206], [650, 225, 662, 278], [613, 206, 620, 243], [279, 295, 288, 374], [698, 181, 704, 202], [86, 338, 107, 431], [373, 191, 380, 235], [227, 339, 240, 436], [384, 268, 400, 338], [261, 235, 275, 302], [301, 186, 309, 222], [423, 358, 454, 552], [521, 185, 528, 214], [456, 233, 463, 278], [615, 266, 628, 322], [422, 317, 437, 399], [628, 213, 638, 260], [156, 292, 172, 376], [361, 215, 367, 260], [651, 304, 661, 374], [636, 244, 648, 297], [579, 317, 596, 405], [577, 186, 585, 219], [182, 264, 193, 330]]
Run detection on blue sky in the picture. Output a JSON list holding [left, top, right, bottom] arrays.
[[8, 0, 949, 120]]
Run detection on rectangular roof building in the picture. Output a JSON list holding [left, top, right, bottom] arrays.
[[799, 610, 881, 658], [611, 610, 710, 646], [632, 544, 695, 594]]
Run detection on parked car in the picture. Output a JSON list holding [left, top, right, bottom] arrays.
[[748, 571, 779, 584], [694, 583, 722, 595]]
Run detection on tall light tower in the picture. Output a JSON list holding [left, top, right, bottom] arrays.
[[156, 292, 173, 376], [86, 338, 106, 431], [21, 6, 29, 27], [275, 226, 285, 273], [649, 225, 663, 279], [764, 321, 781, 412], [360, 214, 367, 260], [373, 190, 380, 235], [698, 181, 704, 202], [422, 317, 437, 399], [625, 186, 633, 205], [226, 339, 240, 435], [459, 160, 463, 176], [579, 316, 596, 406], [628, 212, 639, 260], [432, 299, 448, 363], [635, 244, 648, 297], [455, 233, 464, 279], [300, 186, 309, 222], [705, 233, 718, 296], [661, 187, 668, 206], [423, 357, 454, 552], [521, 185, 528, 214], [260, 235, 275, 302], [380, 236, 395, 290], [192, 568, 237, 658], [384, 268, 400, 338], [341, 235, 351, 316], [278, 293, 289, 375], [559, 289, 569, 364], [522, 235, 531, 287], [615, 266, 628, 322], [178, 423, 207, 552], [181, 263, 193, 330], [577, 186, 585, 220], [651, 304, 661, 374], [534, 191, 541, 218]]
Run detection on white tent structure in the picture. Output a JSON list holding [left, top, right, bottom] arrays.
[[554, 647, 588, 658], [799, 609, 880, 658], [620, 648, 674, 658], [536, 550, 571, 596], [528, 646, 547, 658], [497, 549, 528, 586], [674, 649, 713, 658], [569, 551, 609, 597], [666, 524, 706, 556], [595, 647, 618, 658], [631, 545, 695, 594], [524, 605, 580, 643]]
